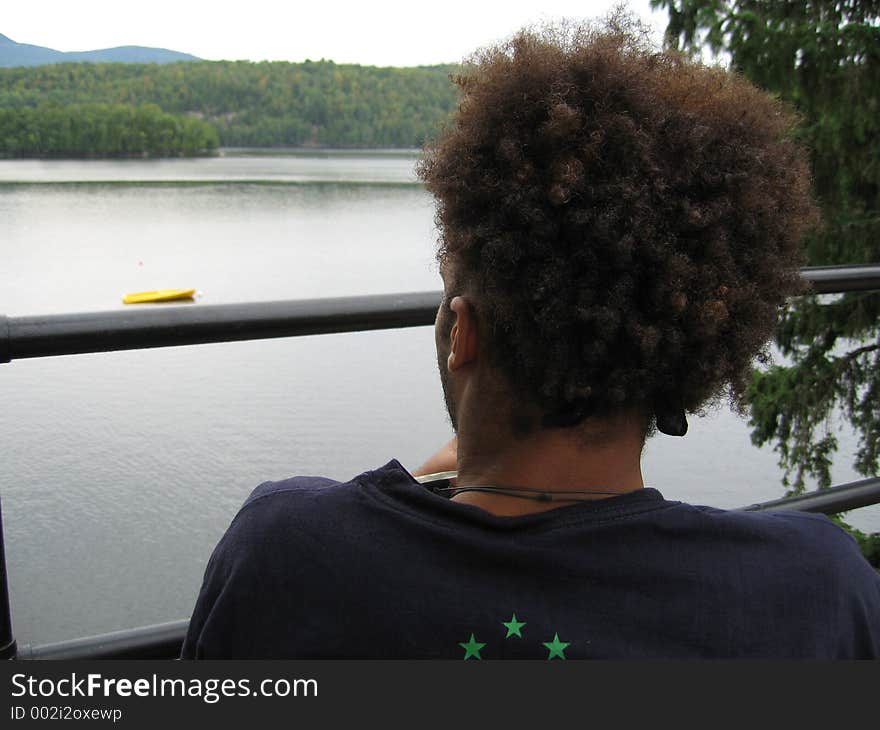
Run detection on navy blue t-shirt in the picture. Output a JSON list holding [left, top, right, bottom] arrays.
[[181, 460, 880, 659]]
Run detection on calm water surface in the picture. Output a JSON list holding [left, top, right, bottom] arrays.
[[1, 150, 876, 646]]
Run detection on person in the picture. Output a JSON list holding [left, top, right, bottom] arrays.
[[181, 15, 880, 659]]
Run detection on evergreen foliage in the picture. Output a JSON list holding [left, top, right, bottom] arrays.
[[0, 60, 461, 151], [0, 102, 218, 157], [653, 0, 880, 496]]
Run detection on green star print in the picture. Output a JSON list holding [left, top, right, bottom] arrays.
[[543, 633, 570, 660], [502, 614, 526, 638], [459, 633, 486, 660]]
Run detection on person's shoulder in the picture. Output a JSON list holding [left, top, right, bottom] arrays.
[[684, 503, 874, 573], [242, 472, 341, 509], [226, 459, 406, 538], [685, 502, 845, 541]]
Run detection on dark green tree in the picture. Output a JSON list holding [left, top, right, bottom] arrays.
[[652, 0, 880, 496], [0, 102, 219, 157]]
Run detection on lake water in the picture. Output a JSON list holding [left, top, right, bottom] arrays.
[[1, 150, 877, 647]]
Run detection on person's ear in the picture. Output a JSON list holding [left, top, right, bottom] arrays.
[[448, 296, 478, 371]]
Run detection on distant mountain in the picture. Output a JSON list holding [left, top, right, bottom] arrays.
[[0, 32, 198, 67]]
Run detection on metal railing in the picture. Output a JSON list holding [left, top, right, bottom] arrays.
[[0, 291, 441, 363], [2, 264, 879, 364], [2, 264, 879, 660], [739, 476, 880, 515], [16, 620, 190, 660]]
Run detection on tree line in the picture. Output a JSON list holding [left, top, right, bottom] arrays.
[[0, 102, 218, 157], [0, 60, 461, 154]]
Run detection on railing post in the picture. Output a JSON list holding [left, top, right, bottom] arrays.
[[0, 493, 17, 659], [0, 314, 10, 364]]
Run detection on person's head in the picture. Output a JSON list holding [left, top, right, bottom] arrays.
[[418, 14, 818, 448]]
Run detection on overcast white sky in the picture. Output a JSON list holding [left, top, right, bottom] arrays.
[[4, 1, 670, 67]]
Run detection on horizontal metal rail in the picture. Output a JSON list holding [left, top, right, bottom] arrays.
[[2, 265, 880, 364], [0, 291, 442, 363], [739, 476, 880, 515], [17, 620, 189, 660], [800, 264, 880, 294]]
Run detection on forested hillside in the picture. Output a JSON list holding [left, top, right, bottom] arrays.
[[0, 103, 219, 157], [0, 60, 461, 154]]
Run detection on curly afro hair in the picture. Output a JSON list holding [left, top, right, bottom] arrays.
[[417, 16, 818, 434]]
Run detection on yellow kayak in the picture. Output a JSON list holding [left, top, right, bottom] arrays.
[[122, 288, 196, 304]]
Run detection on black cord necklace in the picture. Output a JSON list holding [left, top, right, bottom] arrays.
[[432, 484, 624, 502]]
